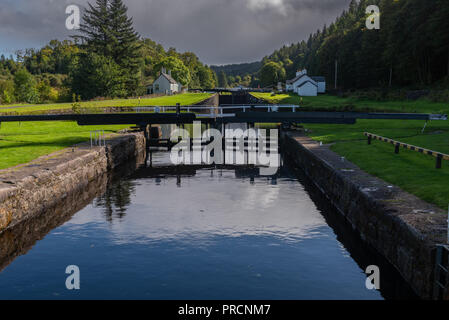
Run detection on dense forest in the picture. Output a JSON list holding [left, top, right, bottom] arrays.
[[0, 0, 216, 104], [210, 62, 261, 88], [258, 0, 449, 90]]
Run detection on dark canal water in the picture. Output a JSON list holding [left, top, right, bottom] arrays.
[[0, 152, 416, 299]]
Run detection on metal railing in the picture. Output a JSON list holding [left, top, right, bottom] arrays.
[[434, 244, 449, 299], [132, 104, 300, 118], [90, 130, 106, 148]]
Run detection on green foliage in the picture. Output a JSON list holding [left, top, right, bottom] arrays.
[[0, 0, 216, 104], [141, 45, 216, 89], [0, 54, 19, 77], [69, 52, 127, 100], [0, 80, 15, 104], [1, 90, 13, 104], [211, 62, 261, 78], [155, 56, 190, 86], [211, 62, 261, 87], [260, 0, 449, 89], [196, 65, 216, 89], [22, 40, 79, 75], [14, 69, 40, 104], [75, 0, 141, 96], [37, 80, 52, 102], [217, 71, 228, 88], [259, 61, 286, 87]]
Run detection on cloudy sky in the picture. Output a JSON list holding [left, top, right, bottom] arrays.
[[0, 0, 351, 65]]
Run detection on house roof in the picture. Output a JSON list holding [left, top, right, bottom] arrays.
[[160, 72, 178, 84], [288, 74, 318, 88], [296, 79, 318, 88], [286, 74, 306, 84], [311, 76, 325, 82], [287, 74, 325, 85]]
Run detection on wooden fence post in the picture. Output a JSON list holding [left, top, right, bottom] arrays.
[[436, 154, 443, 169], [395, 143, 400, 154]]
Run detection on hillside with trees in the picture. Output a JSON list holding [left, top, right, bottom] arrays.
[[0, 0, 216, 104], [258, 0, 449, 90], [211, 62, 261, 87]]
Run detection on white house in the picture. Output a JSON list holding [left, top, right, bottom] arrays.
[[147, 69, 181, 95], [311, 76, 326, 93], [286, 69, 317, 96], [296, 80, 318, 96], [286, 70, 325, 96]]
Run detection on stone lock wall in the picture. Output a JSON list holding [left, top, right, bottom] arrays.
[[281, 132, 448, 299], [0, 132, 146, 232]]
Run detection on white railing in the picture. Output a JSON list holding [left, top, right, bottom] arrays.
[[132, 105, 300, 118], [90, 130, 106, 148]]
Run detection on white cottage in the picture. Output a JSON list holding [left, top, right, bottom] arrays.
[[311, 76, 326, 93], [147, 69, 181, 95], [286, 70, 317, 96], [286, 70, 325, 96]]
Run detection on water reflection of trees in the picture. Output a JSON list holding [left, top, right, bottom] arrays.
[[93, 152, 146, 223], [94, 179, 136, 222]]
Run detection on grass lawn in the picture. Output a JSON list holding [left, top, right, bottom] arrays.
[[253, 92, 449, 209], [0, 93, 211, 170], [0, 93, 212, 115], [306, 120, 449, 209], [251, 92, 449, 114], [0, 121, 130, 170]]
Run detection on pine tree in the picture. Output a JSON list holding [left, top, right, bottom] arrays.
[[109, 0, 142, 93], [217, 71, 228, 88], [78, 0, 112, 57], [76, 0, 141, 95]]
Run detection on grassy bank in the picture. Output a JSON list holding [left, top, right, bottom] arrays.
[[251, 92, 449, 114], [0, 93, 212, 115], [306, 120, 449, 209], [0, 93, 212, 170], [253, 93, 449, 209], [0, 121, 130, 170]]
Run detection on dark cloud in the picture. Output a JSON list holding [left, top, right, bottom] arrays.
[[0, 0, 351, 64]]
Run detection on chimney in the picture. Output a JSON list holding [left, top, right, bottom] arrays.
[[168, 70, 172, 76], [296, 69, 307, 76], [162, 67, 166, 74]]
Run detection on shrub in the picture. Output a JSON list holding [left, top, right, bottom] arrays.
[[0, 79, 15, 104], [14, 68, 40, 103]]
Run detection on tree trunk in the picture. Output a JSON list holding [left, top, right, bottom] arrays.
[[334, 60, 338, 89], [389, 67, 393, 87], [447, 47, 449, 77]]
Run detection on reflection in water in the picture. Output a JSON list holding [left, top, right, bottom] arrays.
[[0, 154, 144, 272], [0, 151, 417, 299], [94, 180, 136, 222]]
